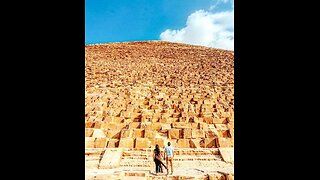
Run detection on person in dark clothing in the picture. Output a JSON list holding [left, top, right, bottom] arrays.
[[153, 144, 168, 175]]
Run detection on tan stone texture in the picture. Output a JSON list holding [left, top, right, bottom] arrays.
[[85, 41, 234, 179], [182, 128, 192, 139], [106, 129, 121, 139], [177, 139, 190, 148], [85, 137, 95, 148], [85, 128, 94, 137], [135, 138, 151, 148], [192, 129, 205, 139], [133, 129, 145, 138], [168, 129, 181, 139], [107, 139, 119, 148], [95, 137, 108, 148], [118, 138, 134, 148]]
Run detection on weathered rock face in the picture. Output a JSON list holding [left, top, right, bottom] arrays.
[[85, 41, 234, 179]]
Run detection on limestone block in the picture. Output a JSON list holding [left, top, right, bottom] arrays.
[[218, 130, 231, 138], [226, 174, 234, 180], [85, 128, 94, 137], [99, 148, 123, 169], [188, 112, 196, 117], [113, 117, 123, 123], [219, 148, 234, 163], [203, 99, 213, 104], [152, 112, 162, 119], [92, 129, 106, 138], [166, 109, 175, 114], [197, 117, 204, 123], [151, 138, 165, 148], [150, 122, 162, 131], [144, 130, 156, 139], [94, 121, 102, 128], [205, 130, 217, 138], [199, 122, 208, 130], [129, 122, 141, 128], [85, 137, 95, 148], [95, 137, 108, 148], [172, 122, 191, 129], [208, 124, 216, 129], [121, 119, 132, 124], [192, 129, 205, 139], [121, 111, 131, 119], [120, 129, 133, 138], [205, 138, 217, 148], [208, 172, 226, 180], [131, 112, 142, 120], [149, 99, 156, 105], [118, 138, 134, 148], [178, 117, 188, 122], [150, 105, 159, 109], [189, 138, 205, 148], [215, 124, 229, 130], [141, 116, 151, 122], [167, 117, 178, 123], [142, 114, 152, 121], [100, 122, 125, 130], [216, 138, 233, 147], [133, 129, 145, 138], [229, 128, 234, 138], [161, 123, 172, 130], [162, 112, 171, 118], [182, 129, 191, 139], [181, 112, 188, 118], [106, 129, 121, 139], [141, 122, 152, 129], [107, 139, 119, 148], [99, 122, 108, 129], [151, 118, 159, 123], [191, 122, 199, 129], [85, 160, 99, 170], [168, 129, 180, 139], [227, 116, 234, 122], [172, 112, 181, 118], [204, 116, 214, 124], [135, 138, 151, 148], [227, 121, 234, 129], [177, 139, 190, 148], [212, 118, 228, 124], [85, 122, 95, 128], [159, 117, 169, 123]]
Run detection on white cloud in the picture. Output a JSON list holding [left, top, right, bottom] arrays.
[[160, 9, 234, 50]]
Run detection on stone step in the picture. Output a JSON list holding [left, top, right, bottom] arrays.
[[121, 153, 221, 160], [120, 159, 153, 167], [122, 156, 150, 160], [85, 160, 100, 169], [121, 148, 220, 154], [85, 148, 105, 155], [173, 155, 222, 161], [86, 156, 103, 161]]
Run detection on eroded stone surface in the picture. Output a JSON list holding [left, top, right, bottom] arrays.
[[219, 148, 234, 164]]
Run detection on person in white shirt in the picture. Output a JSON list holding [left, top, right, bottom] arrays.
[[164, 142, 174, 175]]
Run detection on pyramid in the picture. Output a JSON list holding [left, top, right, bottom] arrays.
[[85, 41, 234, 179]]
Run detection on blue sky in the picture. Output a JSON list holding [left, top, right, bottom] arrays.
[[85, 0, 234, 50]]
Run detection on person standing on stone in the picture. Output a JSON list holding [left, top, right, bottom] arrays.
[[164, 142, 174, 175], [153, 144, 167, 175]]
